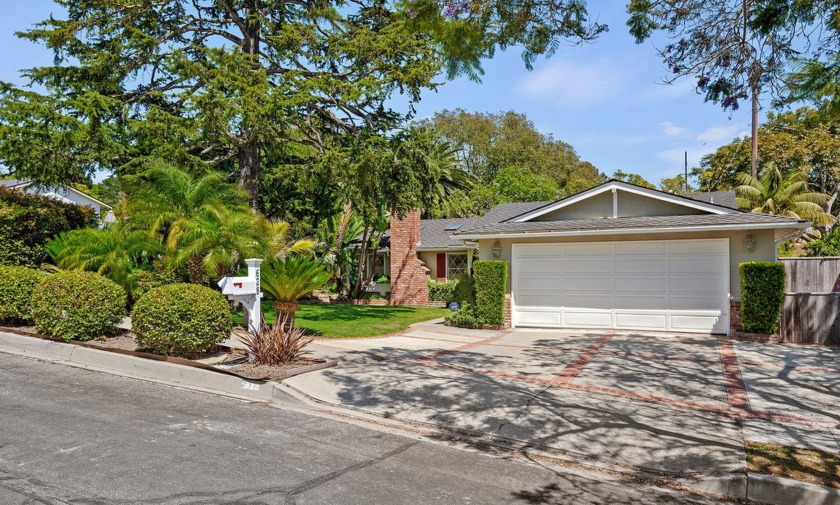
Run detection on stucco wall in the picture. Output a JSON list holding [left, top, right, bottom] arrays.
[[535, 189, 708, 221], [478, 228, 776, 300], [618, 191, 706, 217], [418, 251, 438, 280]]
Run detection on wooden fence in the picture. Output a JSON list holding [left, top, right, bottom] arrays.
[[779, 257, 840, 344]]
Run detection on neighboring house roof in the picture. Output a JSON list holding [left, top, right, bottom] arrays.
[[0, 179, 113, 210], [683, 191, 738, 209]]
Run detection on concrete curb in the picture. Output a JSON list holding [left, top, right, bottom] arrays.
[[0, 331, 307, 406], [680, 470, 840, 504]]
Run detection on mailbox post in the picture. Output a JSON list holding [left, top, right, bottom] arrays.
[[218, 258, 263, 334]]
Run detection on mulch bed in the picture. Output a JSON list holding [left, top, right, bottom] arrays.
[[228, 358, 323, 382]]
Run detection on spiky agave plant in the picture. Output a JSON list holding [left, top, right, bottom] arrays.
[[260, 255, 331, 328], [237, 314, 312, 366]]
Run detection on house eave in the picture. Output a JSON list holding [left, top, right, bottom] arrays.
[[456, 222, 809, 241]]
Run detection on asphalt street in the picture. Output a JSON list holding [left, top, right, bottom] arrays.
[[0, 353, 737, 504]]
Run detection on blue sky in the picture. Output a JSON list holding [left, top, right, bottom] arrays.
[[1, 0, 760, 186]]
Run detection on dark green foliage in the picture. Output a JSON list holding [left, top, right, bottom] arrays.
[[31, 271, 126, 341], [453, 276, 476, 305], [0, 266, 46, 324], [740, 262, 786, 334], [473, 260, 508, 327], [0, 186, 95, 267], [132, 284, 232, 357], [806, 229, 840, 257], [428, 279, 458, 302], [130, 267, 179, 305], [444, 303, 482, 329]]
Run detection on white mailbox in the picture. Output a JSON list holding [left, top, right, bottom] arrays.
[[218, 258, 263, 333]]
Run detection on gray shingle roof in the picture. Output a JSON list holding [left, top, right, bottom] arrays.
[[683, 191, 738, 209], [455, 212, 808, 236], [0, 179, 28, 188]]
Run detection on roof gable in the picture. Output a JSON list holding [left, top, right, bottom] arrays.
[[509, 181, 732, 223]]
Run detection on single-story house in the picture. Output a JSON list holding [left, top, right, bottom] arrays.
[[0, 179, 114, 221], [356, 218, 478, 296], [388, 180, 809, 335]]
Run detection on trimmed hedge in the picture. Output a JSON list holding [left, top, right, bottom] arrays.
[[740, 262, 786, 334], [473, 260, 508, 327], [428, 279, 458, 302], [132, 283, 232, 357], [0, 266, 46, 323], [453, 276, 476, 305], [444, 303, 482, 329], [32, 271, 126, 341], [0, 186, 95, 267]]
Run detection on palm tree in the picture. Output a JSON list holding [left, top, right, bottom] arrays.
[[261, 256, 331, 328], [46, 226, 164, 291], [736, 166, 835, 227], [127, 163, 258, 283]]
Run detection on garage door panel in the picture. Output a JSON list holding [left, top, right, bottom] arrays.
[[614, 294, 669, 310], [615, 312, 669, 330], [669, 294, 722, 311], [565, 310, 612, 327], [512, 239, 729, 334], [516, 311, 562, 327], [614, 258, 668, 273], [515, 259, 563, 274], [562, 276, 612, 291], [670, 257, 725, 273], [670, 276, 723, 293], [515, 276, 563, 291], [516, 293, 563, 307], [563, 258, 613, 273], [562, 295, 614, 310], [615, 276, 668, 292]]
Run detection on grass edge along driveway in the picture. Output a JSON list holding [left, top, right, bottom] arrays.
[[233, 302, 450, 338]]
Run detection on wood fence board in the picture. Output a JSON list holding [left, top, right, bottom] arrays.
[[778, 259, 840, 344]]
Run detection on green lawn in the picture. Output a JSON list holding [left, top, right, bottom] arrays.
[[232, 302, 450, 338]]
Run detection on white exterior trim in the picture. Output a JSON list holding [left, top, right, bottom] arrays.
[[457, 222, 808, 241], [445, 251, 470, 280], [510, 181, 731, 223]]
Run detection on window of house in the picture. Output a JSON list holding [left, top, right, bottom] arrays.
[[367, 252, 387, 278], [447, 253, 469, 279]]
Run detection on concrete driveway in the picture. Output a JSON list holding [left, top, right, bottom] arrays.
[[286, 320, 840, 478]]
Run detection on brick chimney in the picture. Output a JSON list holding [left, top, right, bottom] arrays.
[[389, 210, 429, 305]]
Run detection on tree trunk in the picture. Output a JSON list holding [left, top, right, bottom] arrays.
[[239, 141, 261, 209], [238, 0, 262, 209], [334, 202, 353, 297], [274, 301, 299, 331], [187, 257, 206, 285], [750, 84, 760, 179]]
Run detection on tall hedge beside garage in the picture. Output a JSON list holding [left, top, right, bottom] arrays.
[[740, 262, 786, 334], [473, 260, 508, 326]]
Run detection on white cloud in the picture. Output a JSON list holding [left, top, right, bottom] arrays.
[[514, 57, 634, 109], [658, 121, 690, 138], [696, 125, 745, 143]]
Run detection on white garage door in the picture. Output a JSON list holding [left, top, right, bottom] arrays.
[[512, 239, 730, 334]]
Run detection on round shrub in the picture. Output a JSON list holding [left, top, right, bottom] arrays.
[[132, 283, 232, 357], [32, 271, 127, 341], [0, 266, 46, 324]]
